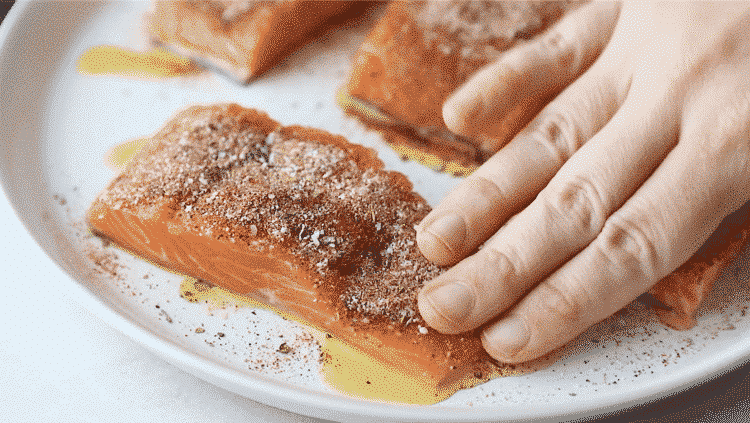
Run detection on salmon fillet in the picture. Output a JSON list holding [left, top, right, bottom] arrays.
[[87, 104, 502, 399], [341, 0, 750, 327], [87, 104, 750, 399], [341, 1, 577, 174], [649, 202, 750, 330], [148, 0, 372, 82]]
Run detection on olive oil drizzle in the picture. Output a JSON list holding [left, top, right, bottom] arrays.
[[77, 45, 201, 78]]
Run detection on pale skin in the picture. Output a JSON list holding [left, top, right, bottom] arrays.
[[416, 1, 750, 363]]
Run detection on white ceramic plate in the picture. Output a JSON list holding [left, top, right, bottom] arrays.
[[3, 2, 750, 422]]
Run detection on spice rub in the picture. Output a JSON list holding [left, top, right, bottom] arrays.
[[341, 1, 577, 174], [87, 103, 750, 403], [87, 104, 508, 403]]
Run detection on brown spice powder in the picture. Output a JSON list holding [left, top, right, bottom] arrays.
[[416, 0, 574, 65], [95, 104, 444, 327]]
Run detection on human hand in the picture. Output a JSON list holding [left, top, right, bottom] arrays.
[[416, 1, 750, 363]]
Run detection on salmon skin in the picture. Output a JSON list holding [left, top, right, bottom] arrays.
[[649, 201, 750, 330]]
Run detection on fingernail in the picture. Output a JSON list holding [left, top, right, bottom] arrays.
[[421, 282, 475, 326], [421, 213, 466, 257], [482, 316, 530, 359]]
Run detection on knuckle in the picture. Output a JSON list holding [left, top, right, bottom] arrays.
[[534, 281, 586, 327], [530, 111, 584, 166], [466, 174, 506, 210], [479, 246, 518, 287], [712, 90, 750, 148], [595, 216, 659, 281], [539, 28, 579, 75], [464, 172, 508, 224], [544, 176, 606, 237], [708, 91, 750, 165]]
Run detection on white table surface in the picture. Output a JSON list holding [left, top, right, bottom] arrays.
[[1, 3, 750, 423]]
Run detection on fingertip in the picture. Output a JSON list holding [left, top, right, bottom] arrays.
[[417, 288, 455, 334], [443, 63, 523, 147], [416, 227, 457, 266], [481, 315, 531, 363], [442, 88, 474, 139], [417, 281, 474, 334], [416, 213, 467, 266]]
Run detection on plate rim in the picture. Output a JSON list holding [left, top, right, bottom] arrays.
[[2, 1, 750, 421]]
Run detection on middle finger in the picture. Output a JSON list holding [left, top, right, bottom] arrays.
[[419, 87, 681, 334]]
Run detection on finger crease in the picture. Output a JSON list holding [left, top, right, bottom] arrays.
[[539, 281, 586, 325], [472, 174, 507, 208], [533, 113, 580, 167], [599, 218, 659, 281]]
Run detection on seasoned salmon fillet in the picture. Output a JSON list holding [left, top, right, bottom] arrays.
[[649, 202, 750, 330], [87, 104, 750, 401], [341, 1, 577, 174], [87, 104, 503, 399], [148, 1, 372, 82], [340, 0, 750, 327]]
